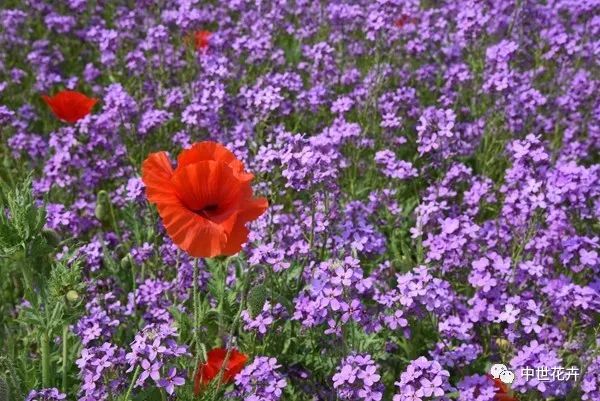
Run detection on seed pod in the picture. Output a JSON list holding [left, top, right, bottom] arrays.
[[247, 284, 269, 317], [0, 376, 9, 401]]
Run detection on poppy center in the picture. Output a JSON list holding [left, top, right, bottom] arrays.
[[194, 203, 219, 217]]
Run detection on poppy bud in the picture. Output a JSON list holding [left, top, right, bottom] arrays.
[[247, 284, 268, 317], [97, 189, 110, 204], [94, 204, 109, 222], [0, 376, 8, 401], [66, 290, 79, 303], [42, 228, 61, 248], [120, 254, 134, 270]]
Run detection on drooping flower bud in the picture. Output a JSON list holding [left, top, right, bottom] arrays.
[[247, 284, 269, 317]]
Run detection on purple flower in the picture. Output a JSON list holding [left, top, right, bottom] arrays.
[[333, 354, 383, 401], [231, 356, 287, 401], [26, 388, 67, 401], [157, 368, 185, 395]]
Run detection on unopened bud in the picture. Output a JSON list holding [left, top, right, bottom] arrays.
[[94, 204, 109, 222], [66, 290, 79, 302], [247, 284, 269, 317], [96, 190, 110, 204]]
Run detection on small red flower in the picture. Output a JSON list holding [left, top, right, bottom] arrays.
[[394, 14, 418, 28], [41, 90, 97, 123], [194, 30, 212, 52], [194, 348, 247, 394], [487, 374, 518, 401]]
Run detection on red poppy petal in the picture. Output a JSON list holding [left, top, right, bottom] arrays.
[[177, 141, 253, 182], [42, 90, 96, 123], [220, 198, 268, 255], [207, 348, 227, 362], [170, 160, 237, 211], [141, 152, 179, 206], [159, 205, 227, 258], [239, 196, 269, 221], [221, 221, 249, 256]]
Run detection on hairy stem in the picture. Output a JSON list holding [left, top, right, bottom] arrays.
[[192, 258, 203, 381], [40, 333, 51, 388], [61, 325, 68, 392]]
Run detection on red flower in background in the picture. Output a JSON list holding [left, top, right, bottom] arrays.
[[487, 374, 518, 401], [394, 14, 418, 28], [42, 90, 97, 123], [194, 30, 211, 52], [141, 141, 268, 258], [194, 348, 247, 393]]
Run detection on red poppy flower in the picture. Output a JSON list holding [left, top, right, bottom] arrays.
[[194, 348, 247, 394], [41, 90, 97, 123], [194, 30, 211, 52], [394, 14, 418, 28], [487, 374, 518, 401], [141, 141, 268, 258]]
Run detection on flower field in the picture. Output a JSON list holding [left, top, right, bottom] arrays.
[[0, 1, 599, 401]]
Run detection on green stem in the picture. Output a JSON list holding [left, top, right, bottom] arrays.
[[215, 261, 251, 390], [124, 366, 140, 401], [61, 325, 68, 392], [217, 260, 227, 347], [40, 333, 51, 388], [192, 259, 202, 380]]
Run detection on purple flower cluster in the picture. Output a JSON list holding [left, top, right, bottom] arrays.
[[293, 257, 372, 334], [0, 0, 598, 399], [332, 353, 383, 401], [393, 357, 451, 401], [230, 356, 287, 401], [125, 324, 188, 394], [456, 375, 496, 401], [76, 342, 127, 401], [582, 354, 600, 401], [25, 388, 67, 401], [241, 301, 287, 335]]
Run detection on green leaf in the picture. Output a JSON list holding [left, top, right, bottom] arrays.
[[132, 387, 163, 401]]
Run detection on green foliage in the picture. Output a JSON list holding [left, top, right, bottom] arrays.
[[0, 376, 8, 401], [0, 176, 47, 258], [0, 357, 22, 401]]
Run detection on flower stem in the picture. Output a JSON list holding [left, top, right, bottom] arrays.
[[217, 259, 227, 347], [40, 333, 51, 388], [215, 259, 251, 390], [124, 366, 140, 401], [192, 258, 202, 380], [61, 325, 68, 392]]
